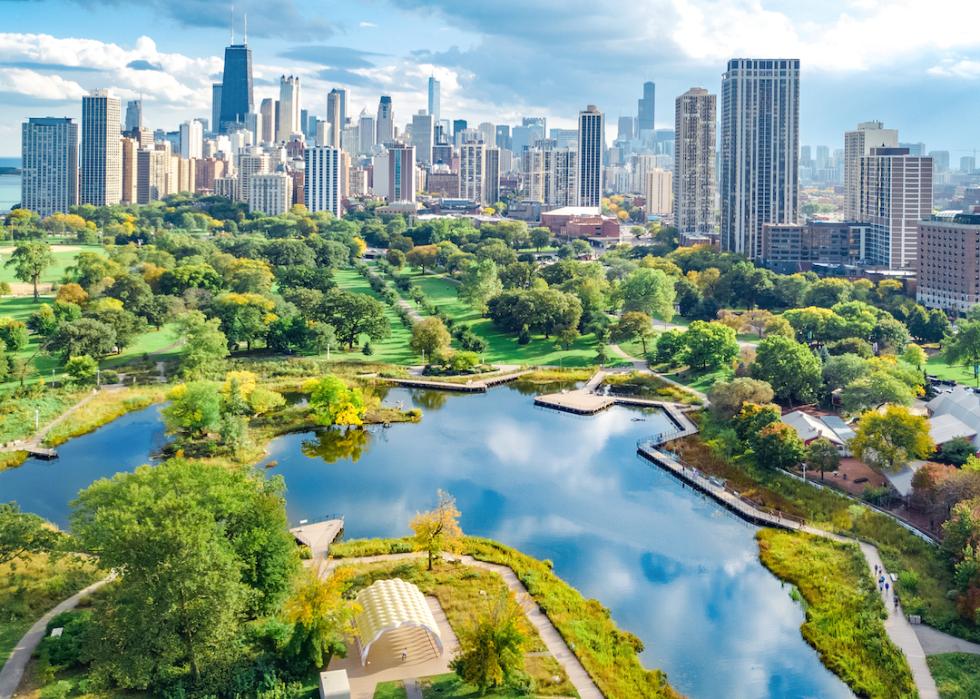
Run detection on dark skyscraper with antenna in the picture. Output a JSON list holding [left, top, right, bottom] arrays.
[[218, 17, 253, 133], [637, 80, 655, 133]]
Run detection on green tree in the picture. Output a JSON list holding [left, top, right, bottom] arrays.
[[406, 244, 440, 274], [458, 259, 503, 313], [410, 489, 463, 571], [451, 593, 527, 694], [851, 405, 934, 472], [611, 311, 655, 356], [683, 320, 739, 370], [410, 317, 452, 361], [530, 227, 551, 251], [306, 375, 365, 428], [71, 459, 297, 689], [162, 381, 223, 440], [839, 371, 916, 414], [175, 311, 229, 379], [945, 320, 980, 386], [0, 501, 61, 565], [751, 335, 822, 406], [65, 355, 98, 385], [48, 318, 117, 360], [821, 353, 870, 392], [733, 402, 781, 443], [0, 317, 28, 351], [754, 422, 805, 470], [319, 289, 390, 349], [4, 241, 52, 301], [654, 329, 686, 365], [619, 268, 676, 322], [806, 438, 841, 480]]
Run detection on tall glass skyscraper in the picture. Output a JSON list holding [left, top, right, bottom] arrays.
[[22, 117, 78, 216], [81, 90, 121, 206], [219, 42, 253, 133], [427, 76, 440, 123], [576, 105, 603, 208], [637, 81, 655, 133]]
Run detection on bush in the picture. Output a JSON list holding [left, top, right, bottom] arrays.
[[65, 355, 98, 385], [100, 369, 120, 385]]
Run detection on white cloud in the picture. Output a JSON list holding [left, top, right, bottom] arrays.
[[0, 67, 86, 100], [928, 58, 980, 79], [358, 21, 378, 28]]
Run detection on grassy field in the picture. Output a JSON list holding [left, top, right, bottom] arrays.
[[0, 553, 102, 666], [0, 244, 103, 290], [927, 653, 980, 699], [374, 681, 409, 699], [41, 385, 167, 447], [333, 268, 418, 364], [756, 530, 916, 698], [419, 673, 546, 698], [659, 366, 732, 393], [0, 387, 83, 445], [406, 272, 604, 367], [926, 354, 979, 387]]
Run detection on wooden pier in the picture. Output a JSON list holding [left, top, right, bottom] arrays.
[[290, 517, 345, 559], [381, 369, 530, 393], [24, 446, 57, 460]]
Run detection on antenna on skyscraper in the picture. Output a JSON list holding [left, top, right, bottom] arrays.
[[230, 4, 235, 44], [243, 14, 248, 44]]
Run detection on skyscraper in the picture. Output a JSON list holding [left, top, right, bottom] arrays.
[[326, 90, 343, 148], [576, 105, 604, 208], [277, 76, 301, 143], [249, 173, 293, 216], [637, 81, 655, 133], [411, 111, 434, 166], [211, 84, 222, 133], [120, 136, 137, 204], [21, 117, 78, 216], [484, 147, 500, 205], [843, 121, 899, 219], [617, 116, 635, 142], [383, 143, 416, 202], [358, 110, 376, 154], [452, 119, 467, 145], [495, 125, 511, 150], [674, 87, 717, 235], [523, 143, 576, 207], [179, 120, 203, 159], [259, 99, 274, 144], [427, 76, 441, 123], [860, 147, 932, 270], [80, 90, 122, 206], [218, 41, 253, 132], [645, 169, 672, 216], [124, 99, 143, 132], [376, 96, 394, 144], [720, 58, 800, 259], [305, 146, 343, 217], [460, 140, 486, 203]]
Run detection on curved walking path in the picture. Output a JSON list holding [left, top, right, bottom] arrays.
[[323, 552, 603, 699], [914, 623, 980, 656], [606, 344, 710, 405], [0, 387, 121, 454], [0, 577, 110, 699]]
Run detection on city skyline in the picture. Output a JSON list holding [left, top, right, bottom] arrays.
[[1, 1, 980, 155]]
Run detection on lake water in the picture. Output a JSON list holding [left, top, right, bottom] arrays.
[[0, 386, 852, 699], [0, 174, 20, 213]]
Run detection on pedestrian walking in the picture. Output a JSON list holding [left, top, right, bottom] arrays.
[[885, 582, 890, 593]]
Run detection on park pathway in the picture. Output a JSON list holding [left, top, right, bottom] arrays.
[[0, 577, 110, 699], [914, 623, 980, 656], [324, 552, 604, 699], [606, 344, 711, 404], [0, 387, 119, 454]]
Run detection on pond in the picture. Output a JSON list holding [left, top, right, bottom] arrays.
[[0, 386, 852, 699]]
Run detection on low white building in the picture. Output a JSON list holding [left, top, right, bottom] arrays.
[[782, 410, 852, 456]]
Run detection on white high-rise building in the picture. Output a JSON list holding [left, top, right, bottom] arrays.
[[576, 105, 603, 208], [523, 144, 576, 207], [427, 76, 440, 123], [478, 122, 496, 147], [460, 140, 486, 204], [358, 110, 376, 155], [844, 121, 899, 220], [376, 143, 415, 202], [249, 172, 293, 215], [276, 75, 301, 143], [179, 120, 203, 159], [645, 168, 673, 216], [136, 147, 170, 204], [80, 89, 122, 206], [411, 111, 434, 166], [21, 117, 78, 217], [859, 147, 932, 270], [674, 87, 717, 234], [377, 96, 394, 144], [305, 146, 343, 217], [720, 58, 800, 259], [631, 154, 658, 195], [237, 151, 270, 203]]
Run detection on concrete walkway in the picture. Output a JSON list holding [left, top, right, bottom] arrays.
[[324, 552, 603, 699], [0, 577, 110, 699], [914, 623, 980, 656], [404, 679, 422, 699]]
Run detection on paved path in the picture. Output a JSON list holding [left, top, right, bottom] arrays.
[[0, 577, 110, 699], [606, 345, 710, 404], [325, 553, 604, 699], [608, 343, 647, 371], [404, 679, 422, 699], [0, 388, 116, 454], [914, 623, 980, 656]]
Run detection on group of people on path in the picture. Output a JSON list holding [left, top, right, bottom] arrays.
[[874, 563, 900, 611]]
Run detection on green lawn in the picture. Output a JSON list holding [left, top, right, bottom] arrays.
[[0, 244, 103, 289], [927, 653, 980, 699], [407, 272, 604, 367], [333, 268, 418, 365], [660, 366, 732, 394], [103, 323, 181, 368], [374, 681, 408, 699], [0, 295, 61, 388], [926, 354, 979, 387], [420, 673, 545, 698]]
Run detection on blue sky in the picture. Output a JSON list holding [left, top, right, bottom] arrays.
[[0, 0, 978, 158]]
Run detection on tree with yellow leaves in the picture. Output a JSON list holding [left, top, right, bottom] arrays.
[[411, 490, 463, 571], [283, 567, 361, 671]]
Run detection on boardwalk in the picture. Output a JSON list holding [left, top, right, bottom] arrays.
[[381, 369, 530, 393], [324, 553, 604, 699], [290, 518, 345, 560]]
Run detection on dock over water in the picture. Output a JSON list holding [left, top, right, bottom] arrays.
[[290, 518, 344, 559]]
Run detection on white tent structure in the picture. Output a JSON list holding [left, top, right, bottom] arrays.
[[354, 578, 444, 666]]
